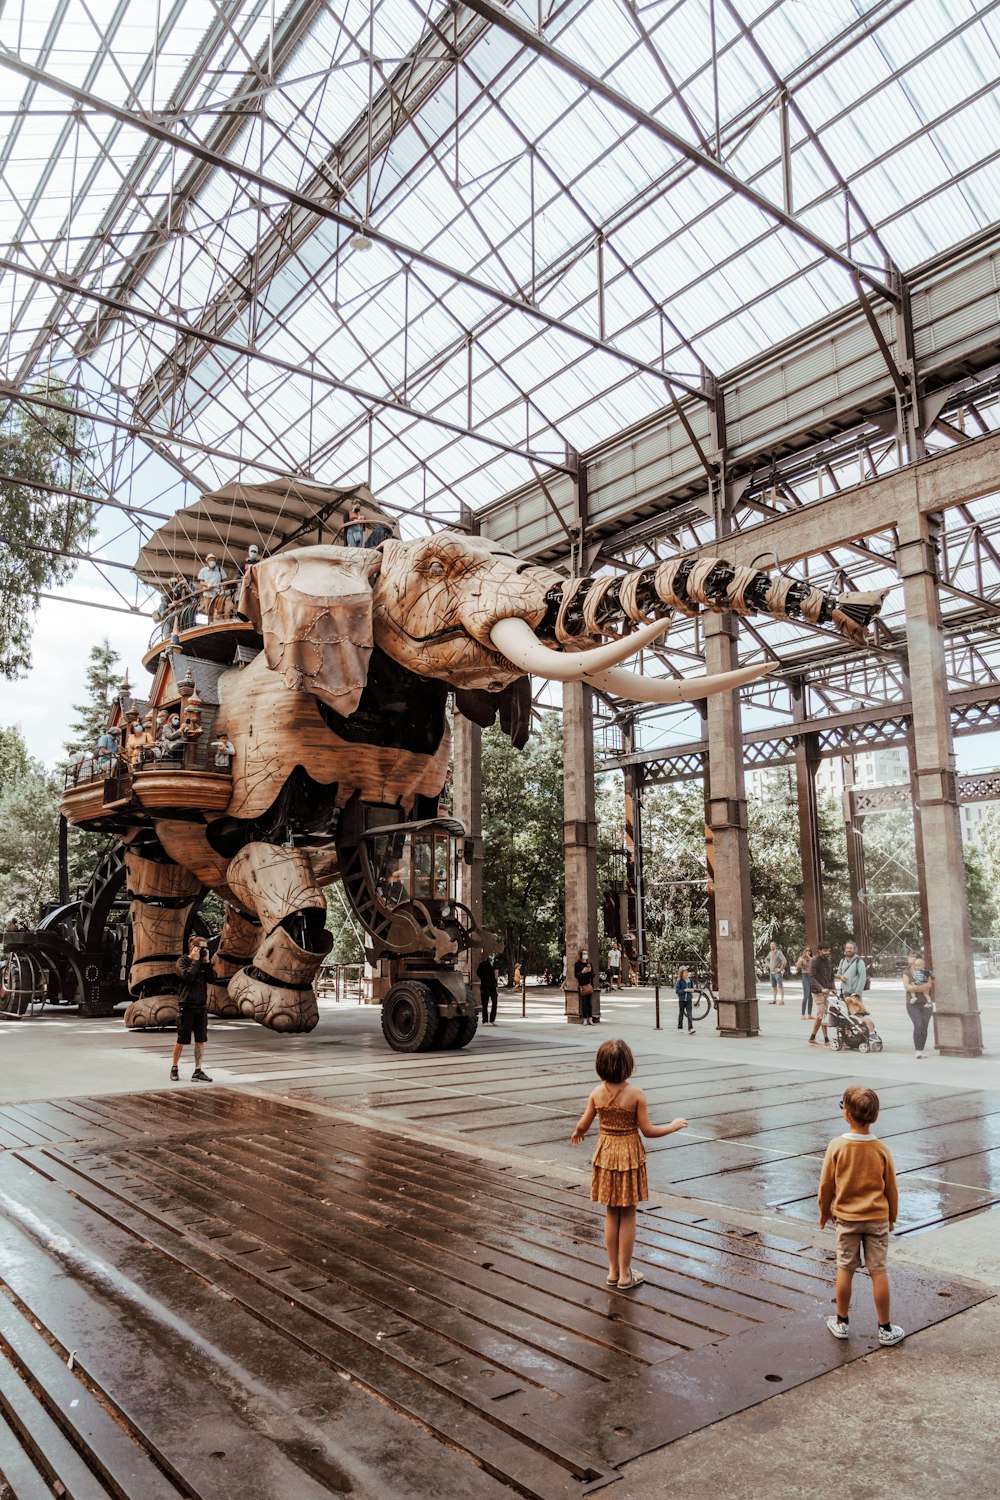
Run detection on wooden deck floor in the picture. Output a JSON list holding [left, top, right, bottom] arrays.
[[0, 1086, 985, 1499]]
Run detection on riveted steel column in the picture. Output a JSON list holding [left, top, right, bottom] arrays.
[[452, 712, 483, 971], [564, 681, 600, 1023], [896, 512, 981, 1055], [704, 612, 757, 1036], [792, 679, 825, 947], [621, 716, 645, 982], [841, 759, 872, 961]]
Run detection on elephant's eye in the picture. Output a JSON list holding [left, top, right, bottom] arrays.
[[427, 559, 445, 576]]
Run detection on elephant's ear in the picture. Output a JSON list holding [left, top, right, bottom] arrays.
[[238, 545, 379, 716], [454, 676, 532, 750]]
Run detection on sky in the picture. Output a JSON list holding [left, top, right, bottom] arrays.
[[4, 585, 152, 765]]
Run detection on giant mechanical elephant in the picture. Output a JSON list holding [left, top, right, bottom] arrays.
[[117, 531, 883, 1034]]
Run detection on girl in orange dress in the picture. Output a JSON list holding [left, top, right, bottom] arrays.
[[571, 1038, 687, 1289]]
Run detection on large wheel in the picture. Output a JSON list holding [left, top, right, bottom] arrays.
[[433, 1016, 464, 1049], [449, 1013, 479, 1049], [1, 953, 43, 1016], [381, 980, 439, 1053], [691, 988, 713, 1021]]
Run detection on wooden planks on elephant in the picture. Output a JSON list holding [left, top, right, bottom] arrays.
[[214, 652, 451, 820]]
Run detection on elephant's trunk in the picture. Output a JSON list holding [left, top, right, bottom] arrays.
[[539, 557, 887, 649], [488, 555, 888, 704]]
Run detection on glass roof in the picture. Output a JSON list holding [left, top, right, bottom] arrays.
[[2, 0, 999, 534]]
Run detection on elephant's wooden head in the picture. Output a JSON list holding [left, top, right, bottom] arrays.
[[238, 545, 380, 716]]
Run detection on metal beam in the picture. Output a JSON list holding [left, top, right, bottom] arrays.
[[460, 0, 897, 302], [0, 252, 570, 470], [700, 428, 1000, 569], [0, 48, 708, 404]]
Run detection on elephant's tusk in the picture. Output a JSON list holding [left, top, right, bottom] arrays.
[[489, 616, 668, 681], [582, 660, 776, 703]]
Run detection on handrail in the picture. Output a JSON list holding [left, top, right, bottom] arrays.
[[148, 577, 243, 649]]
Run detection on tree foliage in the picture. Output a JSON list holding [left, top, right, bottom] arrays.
[[62, 640, 123, 892], [64, 637, 121, 754], [0, 389, 97, 679], [480, 713, 565, 980], [598, 768, 852, 978], [0, 739, 61, 927]]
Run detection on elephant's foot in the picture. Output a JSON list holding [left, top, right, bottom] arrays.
[[229, 968, 319, 1032], [207, 981, 241, 1019], [124, 992, 179, 1029]]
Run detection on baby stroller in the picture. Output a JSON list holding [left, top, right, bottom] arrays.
[[825, 989, 883, 1053]]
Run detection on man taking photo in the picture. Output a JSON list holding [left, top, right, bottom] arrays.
[[170, 935, 215, 1082]]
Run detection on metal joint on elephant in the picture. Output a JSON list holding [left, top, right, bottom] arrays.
[[725, 565, 769, 615], [555, 576, 599, 646], [652, 559, 699, 615], [226, 843, 327, 936], [579, 575, 620, 635], [763, 574, 798, 618]]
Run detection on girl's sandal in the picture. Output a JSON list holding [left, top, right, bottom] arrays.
[[606, 1273, 618, 1284], [617, 1270, 645, 1290]]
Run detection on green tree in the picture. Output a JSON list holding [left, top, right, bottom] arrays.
[[64, 638, 121, 755], [1, 387, 98, 678], [0, 758, 62, 926], [480, 713, 565, 980], [61, 640, 123, 893], [0, 724, 30, 792]]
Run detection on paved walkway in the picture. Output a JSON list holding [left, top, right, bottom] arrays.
[[0, 986, 997, 1498]]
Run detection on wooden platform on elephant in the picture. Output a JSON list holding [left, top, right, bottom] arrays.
[[0, 1089, 985, 1499]]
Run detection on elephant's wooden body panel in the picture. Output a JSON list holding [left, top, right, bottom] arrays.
[[214, 654, 451, 822], [57, 519, 885, 1045]]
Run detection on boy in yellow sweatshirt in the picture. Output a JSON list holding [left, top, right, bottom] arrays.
[[818, 1084, 905, 1346]]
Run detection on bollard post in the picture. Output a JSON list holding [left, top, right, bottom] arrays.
[[521, 974, 527, 1017], [654, 971, 660, 1030]]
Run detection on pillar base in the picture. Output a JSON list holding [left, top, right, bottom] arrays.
[[934, 1009, 983, 1058], [717, 998, 759, 1037]]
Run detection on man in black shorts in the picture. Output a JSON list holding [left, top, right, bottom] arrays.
[[170, 936, 214, 1081]]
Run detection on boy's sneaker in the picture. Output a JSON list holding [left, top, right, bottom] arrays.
[[878, 1324, 906, 1346], [826, 1316, 850, 1339], [191, 1069, 213, 1083], [915, 1051, 925, 1058], [169, 1066, 179, 1081]]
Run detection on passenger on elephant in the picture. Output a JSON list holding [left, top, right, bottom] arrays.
[[343, 502, 367, 548], [170, 935, 214, 1082], [159, 713, 187, 761], [366, 519, 393, 546], [196, 552, 228, 620], [210, 736, 236, 769], [95, 728, 119, 774], [241, 543, 263, 575]]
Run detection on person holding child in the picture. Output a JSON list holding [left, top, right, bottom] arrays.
[[902, 950, 934, 1058], [818, 1084, 904, 1346], [571, 1038, 687, 1290]]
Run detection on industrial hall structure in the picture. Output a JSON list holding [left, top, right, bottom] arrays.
[[0, 2, 999, 1497]]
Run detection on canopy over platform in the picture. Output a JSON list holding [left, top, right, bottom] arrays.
[[134, 478, 382, 587]]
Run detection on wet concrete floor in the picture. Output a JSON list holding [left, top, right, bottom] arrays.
[[0, 1087, 984, 1499]]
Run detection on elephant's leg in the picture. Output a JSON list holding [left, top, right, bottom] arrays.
[[208, 904, 261, 1017], [122, 849, 202, 1029], [225, 844, 331, 1033]]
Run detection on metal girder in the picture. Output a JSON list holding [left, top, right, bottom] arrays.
[[603, 683, 1000, 784], [460, 0, 897, 302], [68, 0, 328, 366], [0, 46, 708, 405], [0, 252, 570, 470], [126, 1, 515, 414]]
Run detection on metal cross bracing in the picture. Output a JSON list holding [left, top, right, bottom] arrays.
[[599, 685, 1000, 787], [0, 0, 999, 674], [3, 2, 1000, 523]]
